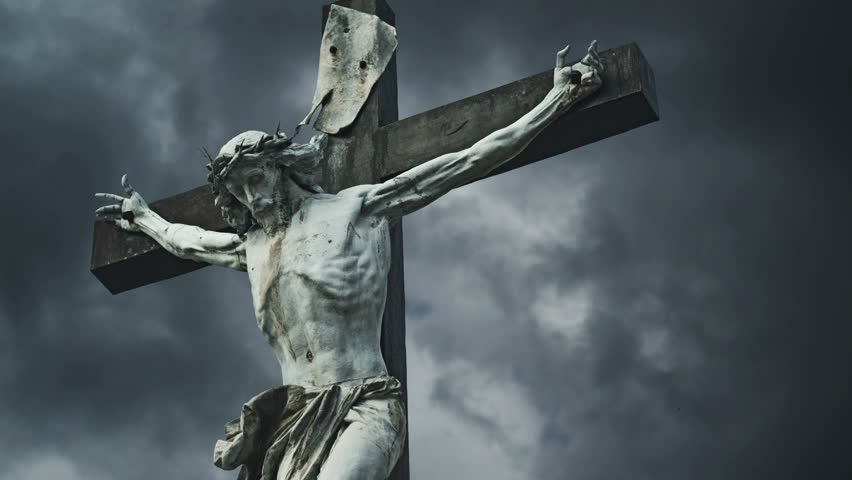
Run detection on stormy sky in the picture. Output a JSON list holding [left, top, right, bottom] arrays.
[[1, 0, 850, 478]]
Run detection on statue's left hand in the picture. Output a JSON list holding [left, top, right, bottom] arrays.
[[554, 40, 603, 105]]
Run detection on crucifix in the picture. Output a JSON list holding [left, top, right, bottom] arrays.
[[91, 1, 657, 479]]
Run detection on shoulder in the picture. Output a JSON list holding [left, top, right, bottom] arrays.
[[336, 184, 374, 199], [337, 184, 377, 211], [336, 184, 387, 220]]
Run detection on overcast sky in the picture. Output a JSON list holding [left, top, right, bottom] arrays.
[[1, 0, 850, 479]]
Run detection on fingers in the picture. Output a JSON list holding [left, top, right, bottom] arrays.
[[101, 217, 132, 231], [94, 192, 125, 202], [559, 41, 603, 75], [121, 174, 135, 195], [584, 40, 603, 71], [95, 204, 122, 215], [94, 186, 138, 230], [556, 44, 571, 69]]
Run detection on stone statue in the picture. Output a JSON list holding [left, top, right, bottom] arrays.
[[94, 41, 603, 480]]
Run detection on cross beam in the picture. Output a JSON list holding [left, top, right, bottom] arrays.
[[383, 42, 657, 179], [90, 3, 657, 477], [90, 42, 657, 293]]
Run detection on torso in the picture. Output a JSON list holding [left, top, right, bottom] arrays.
[[243, 187, 392, 387]]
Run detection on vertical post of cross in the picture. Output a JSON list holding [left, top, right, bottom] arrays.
[[318, 2, 408, 479]]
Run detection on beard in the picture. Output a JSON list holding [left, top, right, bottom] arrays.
[[256, 186, 297, 236]]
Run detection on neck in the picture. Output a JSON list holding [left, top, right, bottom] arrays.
[[256, 176, 311, 235]]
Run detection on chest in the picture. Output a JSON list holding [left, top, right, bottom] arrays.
[[243, 195, 391, 299], [283, 195, 369, 263]]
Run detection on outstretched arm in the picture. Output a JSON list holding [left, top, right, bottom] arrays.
[[363, 41, 603, 221], [95, 175, 246, 271]]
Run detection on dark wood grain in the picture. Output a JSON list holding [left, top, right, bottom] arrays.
[[318, 3, 409, 479], [90, 185, 228, 294], [381, 43, 658, 180], [90, 43, 658, 293]]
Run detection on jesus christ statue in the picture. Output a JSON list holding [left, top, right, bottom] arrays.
[[94, 41, 602, 480]]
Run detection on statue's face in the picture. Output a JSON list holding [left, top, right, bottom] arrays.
[[213, 129, 324, 232], [223, 161, 281, 220]]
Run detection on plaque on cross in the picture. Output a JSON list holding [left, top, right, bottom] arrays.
[[91, 1, 658, 479]]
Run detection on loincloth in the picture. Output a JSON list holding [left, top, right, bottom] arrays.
[[213, 375, 403, 480]]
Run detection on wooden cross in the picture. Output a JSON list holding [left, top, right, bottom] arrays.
[[89, 1, 658, 478]]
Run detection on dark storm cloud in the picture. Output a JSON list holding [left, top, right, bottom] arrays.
[[0, 0, 849, 479], [0, 2, 319, 477], [403, 1, 851, 479], [400, 1, 851, 479]]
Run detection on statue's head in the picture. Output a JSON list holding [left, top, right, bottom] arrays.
[[207, 130, 327, 235]]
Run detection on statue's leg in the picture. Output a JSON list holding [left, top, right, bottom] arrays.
[[317, 397, 406, 480]]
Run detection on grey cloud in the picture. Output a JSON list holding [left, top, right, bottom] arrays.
[[1, 0, 849, 479]]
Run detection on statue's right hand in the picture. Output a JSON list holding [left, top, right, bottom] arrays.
[[94, 174, 150, 232]]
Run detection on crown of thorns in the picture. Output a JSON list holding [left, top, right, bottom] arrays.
[[202, 124, 295, 184]]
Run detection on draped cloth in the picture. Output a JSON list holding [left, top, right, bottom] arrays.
[[214, 376, 403, 480]]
